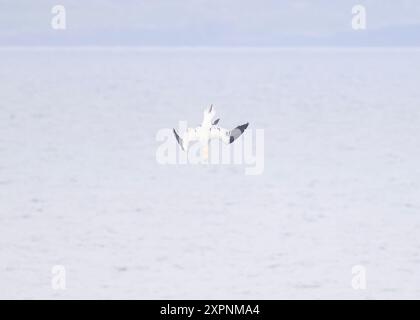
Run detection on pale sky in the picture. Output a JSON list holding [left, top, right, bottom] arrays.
[[1, 0, 420, 45]]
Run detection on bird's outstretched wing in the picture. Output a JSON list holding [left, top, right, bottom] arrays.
[[210, 123, 249, 144], [173, 127, 200, 151]]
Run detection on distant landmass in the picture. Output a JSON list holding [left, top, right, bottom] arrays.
[[1, 24, 420, 47]]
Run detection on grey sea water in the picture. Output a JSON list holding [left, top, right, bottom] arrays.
[[1, 47, 420, 299]]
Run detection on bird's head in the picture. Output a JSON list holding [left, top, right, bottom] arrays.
[[204, 104, 215, 118]]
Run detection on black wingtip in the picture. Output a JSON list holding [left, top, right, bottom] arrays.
[[212, 118, 220, 125], [236, 122, 249, 133], [229, 122, 249, 144], [173, 128, 184, 151]]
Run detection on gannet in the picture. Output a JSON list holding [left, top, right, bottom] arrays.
[[173, 105, 249, 159]]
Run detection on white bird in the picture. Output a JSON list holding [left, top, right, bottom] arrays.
[[173, 105, 249, 159]]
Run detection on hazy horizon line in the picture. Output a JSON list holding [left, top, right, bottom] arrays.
[[1, 45, 420, 51]]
